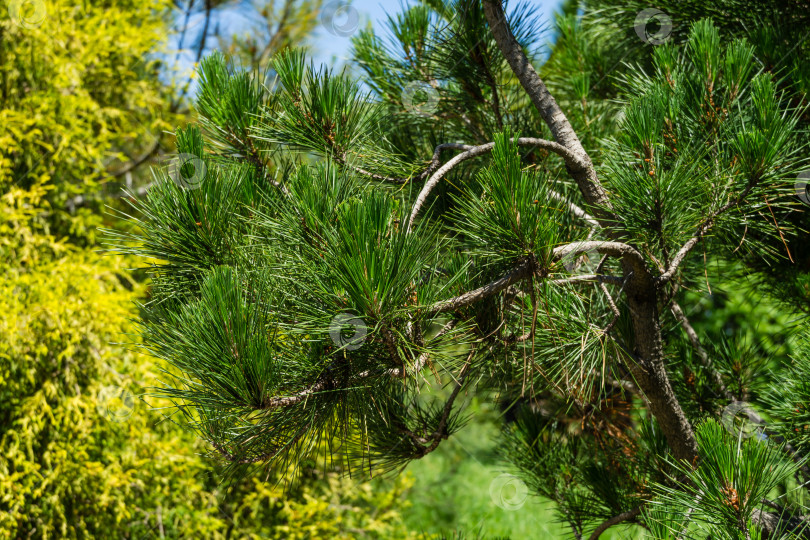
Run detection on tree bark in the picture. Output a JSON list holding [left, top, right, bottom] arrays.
[[483, 0, 699, 464], [482, 0, 610, 215], [624, 273, 699, 462]]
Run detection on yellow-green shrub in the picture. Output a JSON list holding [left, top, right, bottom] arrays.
[[0, 176, 418, 540], [0, 0, 420, 537], [0, 0, 177, 240]]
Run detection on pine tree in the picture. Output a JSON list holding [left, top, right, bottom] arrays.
[[113, 1, 810, 537]]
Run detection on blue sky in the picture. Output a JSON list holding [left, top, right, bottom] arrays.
[[308, 0, 565, 66], [169, 0, 565, 94]]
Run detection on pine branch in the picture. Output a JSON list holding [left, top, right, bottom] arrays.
[[482, 0, 611, 215], [408, 137, 584, 228], [255, 320, 460, 409], [587, 505, 643, 540], [428, 258, 536, 313], [670, 300, 735, 401], [657, 180, 764, 284], [401, 351, 473, 457], [548, 189, 601, 229], [552, 240, 647, 277], [338, 142, 471, 184], [427, 240, 640, 319], [549, 274, 624, 286]]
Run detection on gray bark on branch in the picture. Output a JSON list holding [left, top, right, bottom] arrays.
[[407, 137, 583, 229], [482, 0, 611, 216], [483, 0, 698, 463]]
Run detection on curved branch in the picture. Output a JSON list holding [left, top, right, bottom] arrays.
[[552, 241, 647, 275], [408, 137, 584, 229], [656, 235, 701, 285], [550, 274, 625, 286], [482, 0, 611, 214], [340, 143, 472, 184], [425, 243, 638, 315], [587, 505, 643, 540], [427, 259, 536, 314]]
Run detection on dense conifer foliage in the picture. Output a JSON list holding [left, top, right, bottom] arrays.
[[114, 1, 810, 537]]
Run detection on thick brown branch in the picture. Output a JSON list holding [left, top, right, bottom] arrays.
[[485, 0, 698, 464]]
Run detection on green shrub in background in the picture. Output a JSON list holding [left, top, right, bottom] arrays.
[[0, 196, 417, 538], [0, 0, 420, 537], [0, 0, 179, 241]]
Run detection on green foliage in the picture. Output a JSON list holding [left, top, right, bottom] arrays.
[[1, 0, 420, 537], [0, 0, 179, 239], [604, 20, 804, 264], [569, 0, 810, 310], [647, 420, 801, 539], [351, 0, 547, 165], [766, 332, 810, 457], [257, 47, 413, 179], [501, 403, 668, 537], [112, 122, 468, 475], [0, 106, 417, 540], [109, 1, 810, 538], [451, 129, 564, 272]]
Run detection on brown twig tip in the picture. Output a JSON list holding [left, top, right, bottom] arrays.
[[587, 505, 643, 540]]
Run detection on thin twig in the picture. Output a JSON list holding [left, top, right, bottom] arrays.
[[587, 505, 643, 540], [670, 300, 735, 401]]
